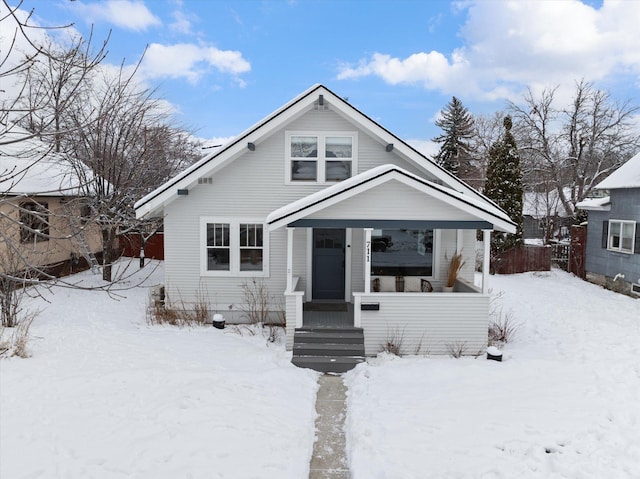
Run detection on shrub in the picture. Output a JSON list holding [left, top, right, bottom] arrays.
[[381, 326, 405, 356], [146, 289, 210, 327], [0, 310, 38, 359], [488, 309, 519, 345], [446, 340, 468, 358]]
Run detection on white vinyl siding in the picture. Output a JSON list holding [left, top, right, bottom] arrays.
[[607, 220, 636, 254], [162, 106, 481, 326], [354, 291, 489, 356]]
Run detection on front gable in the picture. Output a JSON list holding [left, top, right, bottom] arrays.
[[267, 165, 515, 232], [135, 84, 504, 222]]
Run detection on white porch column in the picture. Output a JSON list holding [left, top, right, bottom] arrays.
[[286, 227, 294, 292], [482, 229, 491, 294], [364, 228, 373, 293], [456, 229, 463, 253]]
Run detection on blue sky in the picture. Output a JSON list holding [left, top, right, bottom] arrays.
[[14, 0, 640, 152]]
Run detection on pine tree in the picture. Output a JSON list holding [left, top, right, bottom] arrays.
[[484, 116, 524, 254], [433, 96, 475, 177]]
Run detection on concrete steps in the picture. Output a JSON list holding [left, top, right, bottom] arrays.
[[292, 327, 365, 373]]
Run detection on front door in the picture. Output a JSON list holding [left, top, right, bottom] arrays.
[[312, 228, 346, 300]]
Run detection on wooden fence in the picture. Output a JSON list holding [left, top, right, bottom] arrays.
[[120, 233, 164, 260], [493, 245, 551, 274], [492, 225, 587, 276]]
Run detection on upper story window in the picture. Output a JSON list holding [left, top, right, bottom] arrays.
[[607, 219, 636, 254], [286, 131, 357, 184]]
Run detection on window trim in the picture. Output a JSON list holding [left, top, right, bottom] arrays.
[[285, 130, 358, 184], [200, 218, 269, 277], [607, 219, 636, 254]]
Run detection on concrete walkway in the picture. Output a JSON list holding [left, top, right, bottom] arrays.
[[309, 374, 350, 478]]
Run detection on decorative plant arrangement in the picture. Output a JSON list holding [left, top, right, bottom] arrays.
[[445, 251, 465, 289]]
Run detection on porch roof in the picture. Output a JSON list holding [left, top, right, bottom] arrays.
[[267, 164, 516, 233]]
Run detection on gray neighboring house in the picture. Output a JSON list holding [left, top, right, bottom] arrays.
[[135, 84, 516, 367], [577, 153, 640, 297]]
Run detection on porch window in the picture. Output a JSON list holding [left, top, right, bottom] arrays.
[[287, 131, 356, 183], [371, 229, 434, 276], [607, 220, 635, 254], [202, 219, 268, 276], [20, 202, 49, 243]]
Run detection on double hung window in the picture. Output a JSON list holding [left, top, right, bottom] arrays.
[[287, 131, 356, 183], [202, 219, 267, 275], [607, 220, 636, 254]]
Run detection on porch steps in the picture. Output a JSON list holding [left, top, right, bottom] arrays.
[[292, 327, 365, 373]]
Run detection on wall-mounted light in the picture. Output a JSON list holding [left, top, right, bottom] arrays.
[[385, 143, 394, 152], [177, 189, 189, 196], [247, 142, 255, 151]]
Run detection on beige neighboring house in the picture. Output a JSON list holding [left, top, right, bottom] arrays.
[[0, 128, 101, 277]]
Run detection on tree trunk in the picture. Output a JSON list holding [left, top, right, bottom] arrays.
[[101, 227, 118, 282]]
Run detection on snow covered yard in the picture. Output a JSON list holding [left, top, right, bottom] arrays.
[[346, 270, 640, 479], [0, 262, 319, 479]]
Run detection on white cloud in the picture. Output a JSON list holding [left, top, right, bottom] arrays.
[[141, 43, 251, 83], [74, 0, 161, 31], [337, 0, 640, 101], [169, 9, 192, 35]]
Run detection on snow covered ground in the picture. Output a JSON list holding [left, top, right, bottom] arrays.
[[345, 270, 640, 478], [2, 264, 639, 478], [0, 262, 319, 479]]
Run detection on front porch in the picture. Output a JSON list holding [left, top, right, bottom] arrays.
[[285, 274, 489, 357], [269, 165, 515, 358]]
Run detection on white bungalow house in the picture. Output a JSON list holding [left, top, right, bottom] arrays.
[[135, 85, 516, 371]]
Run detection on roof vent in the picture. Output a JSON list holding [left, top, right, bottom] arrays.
[[198, 177, 213, 185], [313, 99, 328, 111]]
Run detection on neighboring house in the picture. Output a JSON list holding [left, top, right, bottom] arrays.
[[523, 189, 572, 243], [135, 85, 515, 367], [0, 128, 101, 277], [577, 152, 640, 297]]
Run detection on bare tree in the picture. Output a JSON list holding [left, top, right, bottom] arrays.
[[469, 111, 506, 190], [509, 80, 640, 219], [59, 68, 200, 280]]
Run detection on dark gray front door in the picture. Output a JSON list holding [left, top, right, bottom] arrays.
[[312, 229, 346, 300]]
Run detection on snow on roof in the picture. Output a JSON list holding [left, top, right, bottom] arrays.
[[576, 196, 611, 211], [596, 152, 640, 189], [0, 127, 87, 197], [266, 164, 516, 232]]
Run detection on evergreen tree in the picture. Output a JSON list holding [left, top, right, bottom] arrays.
[[433, 96, 475, 176], [484, 116, 524, 254]]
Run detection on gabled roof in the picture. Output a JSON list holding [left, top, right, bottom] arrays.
[[267, 164, 516, 233], [596, 152, 640, 189], [0, 127, 87, 197], [135, 84, 506, 219]]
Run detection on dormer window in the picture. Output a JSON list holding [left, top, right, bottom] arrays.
[[286, 131, 357, 184]]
